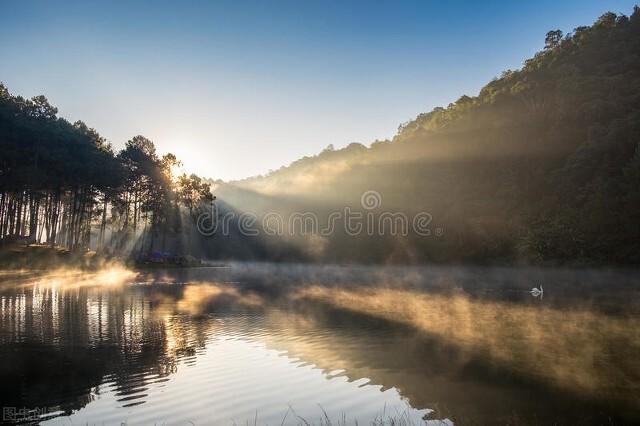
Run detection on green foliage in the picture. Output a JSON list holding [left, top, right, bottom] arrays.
[[3, 6, 640, 264], [225, 6, 640, 265], [0, 86, 212, 256]]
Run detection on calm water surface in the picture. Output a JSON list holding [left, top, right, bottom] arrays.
[[0, 263, 639, 425]]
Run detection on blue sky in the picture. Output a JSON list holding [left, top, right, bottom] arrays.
[[1, 0, 637, 180]]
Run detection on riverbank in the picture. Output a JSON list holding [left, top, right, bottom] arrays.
[[0, 244, 221, 271], [0, 244, 107, 270]]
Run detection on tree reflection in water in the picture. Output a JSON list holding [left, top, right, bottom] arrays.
[[0, 265, 638, 425]]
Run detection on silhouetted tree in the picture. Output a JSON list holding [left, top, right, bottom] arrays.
[[0, 87, 213, 257], [545, 30, 564, 49]]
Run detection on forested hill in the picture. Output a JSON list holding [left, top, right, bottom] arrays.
[[218, 8, 640, 264], [2, 7, 639, 265], [0, 90, 213, 259]]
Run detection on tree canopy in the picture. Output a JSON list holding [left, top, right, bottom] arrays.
[[0, 87, 212, 258], [221, 7, 640, 265]]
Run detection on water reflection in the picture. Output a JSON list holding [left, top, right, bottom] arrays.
[[0, 264, 638, 425], [293, 286, 640, 403]]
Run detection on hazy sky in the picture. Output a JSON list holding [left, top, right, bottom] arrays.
[[1, 0, 637, 180]]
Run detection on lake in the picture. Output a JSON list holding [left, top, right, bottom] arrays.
[[0, 263, 639, 425]]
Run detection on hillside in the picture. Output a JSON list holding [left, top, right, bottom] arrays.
[[214, 8, 640, 264]]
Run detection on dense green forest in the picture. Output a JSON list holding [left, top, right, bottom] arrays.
[[217, 8, 640, 265], [2, 8, 640, 265], [0, 86, 213, 258]]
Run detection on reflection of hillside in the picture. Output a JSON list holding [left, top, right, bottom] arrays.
[[2, 268, 639, 425], [276, 288, 640, 423], [145, 278, 637, 424], [111, 266, 640, 424]]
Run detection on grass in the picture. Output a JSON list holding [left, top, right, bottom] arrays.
[[228, 405, 451, 426]]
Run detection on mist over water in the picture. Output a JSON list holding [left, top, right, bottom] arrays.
[[1, 263, 638, 425]]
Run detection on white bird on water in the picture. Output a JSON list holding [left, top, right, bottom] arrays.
[[530, 285, 544, 298]]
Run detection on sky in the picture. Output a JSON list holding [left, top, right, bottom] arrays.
[[1, 0, 637, 181]]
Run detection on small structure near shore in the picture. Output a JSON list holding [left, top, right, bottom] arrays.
[[135, 251, 202, 267]]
